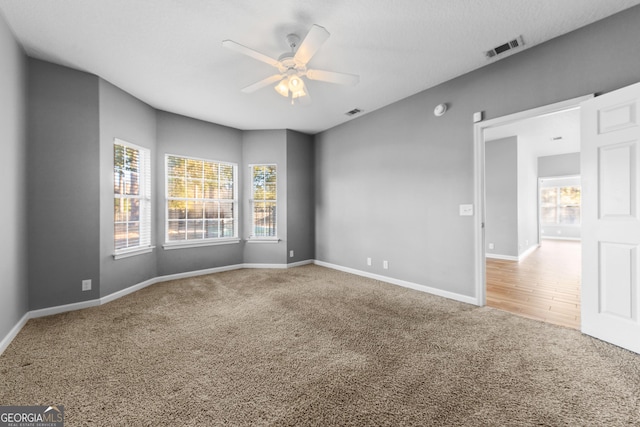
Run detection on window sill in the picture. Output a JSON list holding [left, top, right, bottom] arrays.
[[163, 238, 241, 250], [113, 246, 155, 260], [246, 237, 281, 244]]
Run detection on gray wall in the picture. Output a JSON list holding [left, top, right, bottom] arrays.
[[242, 130, 288, 264], [485, 137, 518, 257], [99, 79, 158, 296], [155, 111, 244, 276], [27, 59, 100, 309], [315, 5, 640, 299], [539, 152, 580, 177], [0, 12, 29, 338], [286, 130, 315, 263], [517, 139, 540, 255]]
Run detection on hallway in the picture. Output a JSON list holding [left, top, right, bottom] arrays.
[[486, 239, 581, 329]]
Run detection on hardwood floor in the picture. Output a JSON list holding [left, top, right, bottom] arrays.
[[486, 239, 581, 329]]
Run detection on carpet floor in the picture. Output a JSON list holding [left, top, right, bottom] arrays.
[[1, 265, 639, 426]]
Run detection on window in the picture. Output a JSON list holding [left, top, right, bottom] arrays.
[[250, 164, 277, 238], [165, 154, 238, 245], [540, 185, 581, 225], [114, 139, 151, 256]]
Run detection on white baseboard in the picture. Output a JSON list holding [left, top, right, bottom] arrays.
[[156, 263, 246, 282], [485, 253, 518, 261], [518, 244, 539, 261], [313, 260, 479, 306], [0, 260, 316, 355], [242, 263, 288, 269], [542, 236, 581, 241], [100, 277, 161, 306], [486, 244, 540, 262], [287, 259, 314, 268], [0, 313, 29, 355], [30, 299, 101, 319]]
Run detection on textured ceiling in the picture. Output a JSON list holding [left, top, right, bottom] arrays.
[[1, 0, 639, 134]]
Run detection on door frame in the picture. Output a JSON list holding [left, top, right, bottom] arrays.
[[473, 94, 593, 306]]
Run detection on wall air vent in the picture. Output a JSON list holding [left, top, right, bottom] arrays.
[[485, 35, 525, 59], [345, 108, 363, 117]]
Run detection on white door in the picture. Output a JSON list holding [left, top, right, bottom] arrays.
[[581, 82, 640, 354]]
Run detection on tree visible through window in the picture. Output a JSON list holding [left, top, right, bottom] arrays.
[[166, 155, 238, 242], [114, 140, 151, 252], [251, 165, 277, 237], [541, 185, 581, 225]]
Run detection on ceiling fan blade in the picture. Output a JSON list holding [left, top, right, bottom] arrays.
[[222, 40, 281, 68], [241, 74, 283, 93], [306, 69, 360, 86], [293, 24, 330, 65]]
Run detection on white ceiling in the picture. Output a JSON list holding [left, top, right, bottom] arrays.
[[484, 108, 580, 158], [1, 0, 639, 135]]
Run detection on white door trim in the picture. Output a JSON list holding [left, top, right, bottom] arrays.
[[473, 95, 594, 306]]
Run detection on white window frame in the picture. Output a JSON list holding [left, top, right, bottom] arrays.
[[163, 154, 239, 250], [248, 164, 279, 243], [539, 183, 582, 226], [113, 138, 153, 259]]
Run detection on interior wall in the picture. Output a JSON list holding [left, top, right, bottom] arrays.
[[485, 137, 518, 258], [539, 152, 580, 177], [517, 137, 540, 255], [155, 111, 244, 276], [99, 79, 158, 297], [315, 5, 640, 299], [27, 59, 101, 310], [0, 12, 28, 338], [242, 129, 288, 264], [286, 130, 315, 264]]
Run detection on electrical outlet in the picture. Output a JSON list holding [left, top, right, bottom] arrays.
[[459, 204, 474, 216], [489, 243, 494, 250], [383, 260, 389, 269], [82, 279, 92, 291], [289, 250, 294, 258], [367, 257, 372, 266]]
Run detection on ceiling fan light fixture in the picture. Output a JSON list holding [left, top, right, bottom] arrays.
[[275, 78, 289, 97], [291, 85, 307, 99], [288, 75, 304, 91], [224, 24, 358, 107], [291, 88, 310, 106]]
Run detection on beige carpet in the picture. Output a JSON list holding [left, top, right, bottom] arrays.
[[1, 265, 639, 426]]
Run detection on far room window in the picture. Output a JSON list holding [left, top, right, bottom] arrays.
[[114, 139, 151, 253], [165, 154, 238, 243], [540, 185, 581, 225], [251, 164, 277, 238]]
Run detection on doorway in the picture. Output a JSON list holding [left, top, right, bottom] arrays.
[[473, 95, 593, 328]]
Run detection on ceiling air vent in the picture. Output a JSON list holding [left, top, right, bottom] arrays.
[[485, 35, 525, 59], [345, 108, 363, 117]]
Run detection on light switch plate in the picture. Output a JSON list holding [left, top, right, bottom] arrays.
[[459, 204, 474, 216]]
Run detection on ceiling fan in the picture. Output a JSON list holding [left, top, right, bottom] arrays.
[[222, 25, 359, 105]]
